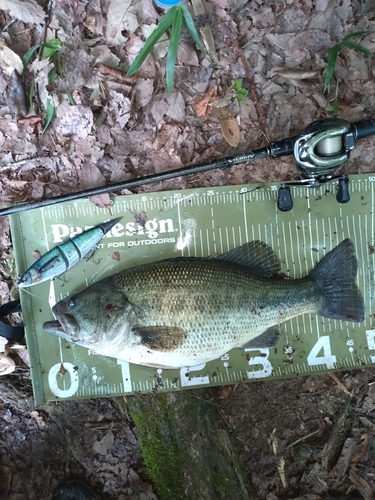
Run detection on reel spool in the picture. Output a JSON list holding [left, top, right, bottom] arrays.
[[293, 118, 356, 178]]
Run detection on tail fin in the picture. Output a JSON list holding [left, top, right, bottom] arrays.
[[309, 239, 364, 323]]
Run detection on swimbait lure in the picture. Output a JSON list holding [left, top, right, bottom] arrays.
[[18, 217, 122, 287]]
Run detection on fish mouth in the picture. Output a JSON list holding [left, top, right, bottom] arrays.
[[43, 311, 80, 342]]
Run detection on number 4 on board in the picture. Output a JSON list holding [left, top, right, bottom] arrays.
[[307, 336, 337, 369]]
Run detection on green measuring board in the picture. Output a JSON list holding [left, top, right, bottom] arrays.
[[10, 174, 375, 404]]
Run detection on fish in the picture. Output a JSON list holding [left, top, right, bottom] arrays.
[[18, 217, 123, 287], [43, 238, 364, 369]]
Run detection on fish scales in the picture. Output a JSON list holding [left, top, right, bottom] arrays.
[[43, 239, 364, 369], [111, 259, 318, 341]]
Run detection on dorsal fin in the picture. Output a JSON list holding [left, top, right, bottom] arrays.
[[216, 241, 281, 277]]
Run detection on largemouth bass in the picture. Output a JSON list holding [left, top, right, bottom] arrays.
[[43, 239, 364, 369]]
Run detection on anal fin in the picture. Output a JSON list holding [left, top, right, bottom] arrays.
[[242, 326, 280, 349], [133, 326, 186, 352]]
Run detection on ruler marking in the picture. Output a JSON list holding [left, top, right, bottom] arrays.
[[226, 227, 230, 251], [281, 222, 290, 273], [356, 213, 367, 325], [243, 194, 249, 243], [306, 191, 314, 267], [238, 225, 243, 247], [365, 212, 371, 319], [211, 207, 216, 255], [218, 227, 224, 254], [317, 219, 327, 334], [295, 221, 302, 277], [288, 221, 295, 276], [206, 229, 211, 256]]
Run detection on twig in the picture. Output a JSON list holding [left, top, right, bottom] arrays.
[[281, 428, 321, 454], [0, 17, 17, 34], [181, 390, 224, 408], [0, 156, 52, 172], [329, 373, 356, 398]]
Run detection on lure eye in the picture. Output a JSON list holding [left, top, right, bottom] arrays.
[[68, 297, 77, 308]]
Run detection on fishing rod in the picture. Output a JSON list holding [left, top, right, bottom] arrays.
[[1, 117, 375, 217]]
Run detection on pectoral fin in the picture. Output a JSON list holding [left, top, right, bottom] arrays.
[[242, 326, 280, 349], [134, 326, 186, 351]]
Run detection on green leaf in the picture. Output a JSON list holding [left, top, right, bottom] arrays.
[[342, 30, 370, 41], [42, 98, 55, 134], [67, 92, 77, 105], [231, 78, 242, 91], [181, 5, 203, 51], [41, 38, 62, 60], [236, 87, 248, 102], [230, 79, 248, 102], [166, 7, 183, 93], [126, 7, 177, 77], [22, 44, 40, 70], [48, 66, 57, 84], [324, 44, 341, 92], [340, 40, 373, 56]]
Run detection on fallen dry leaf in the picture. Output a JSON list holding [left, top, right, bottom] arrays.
[[195, 87, 217, 120], [218, 384, 238, 401], [332, 437, 354, 481], [272, 67, 319, 80], [0, 41, 23, 76], [0, 0, 45, 24], [0, 352, 15, 376], [106, 0, 138, 46], [95, 62, 134, 84], [112, 251, 121, 261], [6, 70, 27, 116], [349, 467, 374, 500], [0, 337, 7, 353], [351, 433, 370, 463], [30, 410, 47, 430], [17, 115, 43, 125], [210, 88, 241, 147], [89, 193, 112, 210], [195, 94, 211, 119], [92, 430, 114, 455], [212, 106, 241, 147]]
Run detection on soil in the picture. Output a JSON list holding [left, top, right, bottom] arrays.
[[1, 0, 375, 499]]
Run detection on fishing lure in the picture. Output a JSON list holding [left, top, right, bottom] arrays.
[[18, 217, 123, 287]]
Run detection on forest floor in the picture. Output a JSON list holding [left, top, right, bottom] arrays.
[[1, 0, 375, 498]]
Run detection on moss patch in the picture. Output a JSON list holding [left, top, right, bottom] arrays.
[[130, 394, 186, 500], [128, 391, 253, 500]]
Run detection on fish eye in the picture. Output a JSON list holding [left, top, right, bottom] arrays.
[[68, 297, 77, 308]]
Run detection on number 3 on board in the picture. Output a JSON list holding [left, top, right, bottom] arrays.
[[244, 348, 273, 378]]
